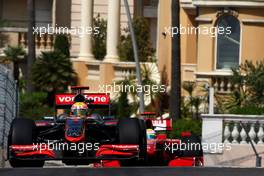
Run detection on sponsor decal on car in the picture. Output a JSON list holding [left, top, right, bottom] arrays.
[[55, 93, 110, 105]]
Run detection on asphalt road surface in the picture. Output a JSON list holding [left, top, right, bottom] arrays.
[[0, 167, 264, 176]]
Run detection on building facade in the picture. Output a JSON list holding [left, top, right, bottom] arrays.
[[1, 0, 264, 94], [158, 0, 264, 93], [70, 0, 159, 92]]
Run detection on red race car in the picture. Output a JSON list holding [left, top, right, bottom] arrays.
[[93, 112, 203, 167], [8, 86, 203, 167]]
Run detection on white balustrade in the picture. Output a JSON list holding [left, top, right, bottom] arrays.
[[113, 62, 136, 81], [211, 77, 235, 93], [231, 123, 239, 144], [0, 28, 58, 54], [224, 122, 231, 143], [0, 27, 68, 52], [220, 80, 225, 92], [227, 82, 232, 93], [223, 121, 264, 145], [249, 123, 257, 144], [18, 32, 56, 51], [257, 123, 264, 144], [240, 124, 247, 144], [202, 114, 264, 147]]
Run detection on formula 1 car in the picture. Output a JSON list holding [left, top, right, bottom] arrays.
[[93, 112, 203, 167], [8, 86, 203, 167], [8, 86, 147, 167]]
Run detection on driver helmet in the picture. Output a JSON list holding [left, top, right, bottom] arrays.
[[146, 128, 156, 139], [71, 102, 88, 118]]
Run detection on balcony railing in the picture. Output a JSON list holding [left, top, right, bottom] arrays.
[[18, 32, 55, 51], [84, 61, 160, 94], [196, 71, 234, 94], [0, 27, 70, 55], [202, 114, 264, 167], [223, 117, 264, 144], [211, 75, 234, 93], [113, 62, 136, 81], [202, 114, 264, 149]]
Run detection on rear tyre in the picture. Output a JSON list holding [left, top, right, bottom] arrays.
[[118, 118, 147, 164], [138, 119, 147, 160], [8, 118, 45, 167], [179, 135, 203, 157]]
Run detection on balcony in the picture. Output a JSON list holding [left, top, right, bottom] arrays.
[[0, 27, 67, 57], [84, 61, 160, 105], [85, 61, 160, 84], [195, 71, 234, 94], [113, 62, 136, 81], [192, 0, 264, 7]]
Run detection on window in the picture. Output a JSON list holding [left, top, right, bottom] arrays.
[[216, 15, 240, 70]]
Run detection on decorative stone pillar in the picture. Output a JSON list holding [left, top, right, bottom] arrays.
[[78, 0, 94, 61], [52, 0, 56, 27], [104, 0, 120, 62]]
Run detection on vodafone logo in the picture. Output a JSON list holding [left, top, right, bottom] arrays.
[[55, 94, 110, 105], [85, 95, 107, 103], [58, 96, 74, 103]]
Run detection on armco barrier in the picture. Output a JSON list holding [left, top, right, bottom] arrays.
[[0, 65, 18, 168]]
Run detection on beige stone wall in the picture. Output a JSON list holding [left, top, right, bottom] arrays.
[[157, 1, 198, 83], [157, 4, 264, 85], [180, 8, 197, 65], [180, 8, 197, 82], [157, 0, 172, 84]]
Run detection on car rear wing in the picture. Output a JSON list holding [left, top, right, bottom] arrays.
[[140, 112, 172, 131], [151, 118, 172, 131], [55, 93, 110, 109]]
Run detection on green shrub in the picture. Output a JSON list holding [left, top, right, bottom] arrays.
[[118, 16, 155, 62], [31, 51, 76, 106], [54, 34, 70, 58], [116, 92, 131, 118], [231, 60, 264, 105], [92, 14, 107, 60], [168, 119, 202, 138], [229, 105, 264, 115], [19, 92, 54, 119]]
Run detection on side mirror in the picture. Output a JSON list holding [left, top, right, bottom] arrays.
[[43, 116, 54, 120], [56, 113, 68, 123]]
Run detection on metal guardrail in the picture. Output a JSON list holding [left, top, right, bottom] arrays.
[[0, 65, 18, 167]]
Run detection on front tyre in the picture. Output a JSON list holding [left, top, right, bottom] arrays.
[[118, 118, 147, 162], [8, 118, 44, 167]]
